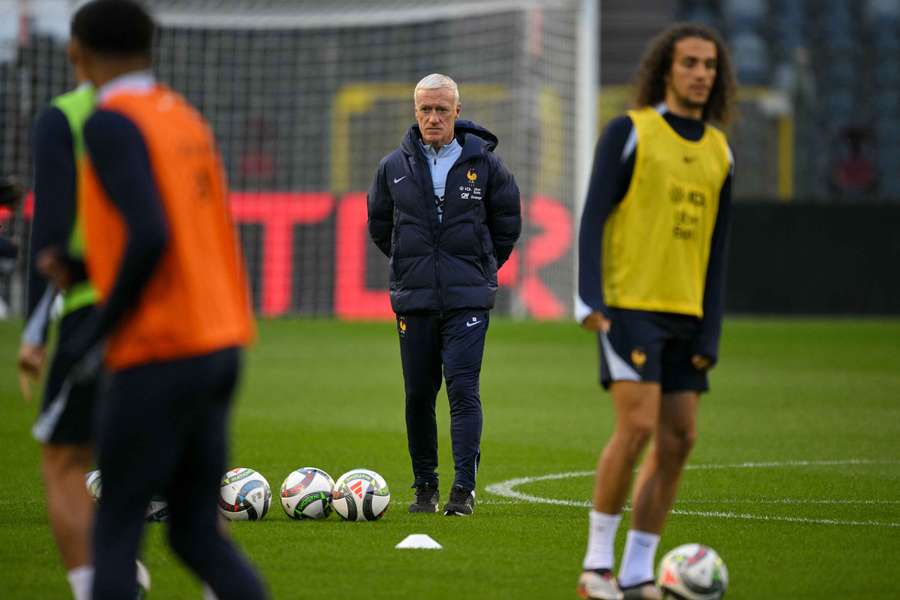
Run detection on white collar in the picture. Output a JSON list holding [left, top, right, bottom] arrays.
[[97, 70, 156, 103]]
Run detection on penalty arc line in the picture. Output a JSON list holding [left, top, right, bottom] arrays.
[[483, 460, 900, 528]]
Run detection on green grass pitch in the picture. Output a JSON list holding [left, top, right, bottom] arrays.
[[1, 317, 898, 598]]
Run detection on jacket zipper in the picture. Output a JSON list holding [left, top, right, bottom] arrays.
[[426, 154, 445, 316], [428, 150, 469, 317]]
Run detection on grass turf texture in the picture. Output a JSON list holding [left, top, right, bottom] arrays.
[[1, 317, 898, 599]]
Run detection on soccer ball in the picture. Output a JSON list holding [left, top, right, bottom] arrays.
[[280, 467, 335, 520], [657, 543, 728, 600], [218, 468, 272, 521], [84, 469, 169, 522], [332, 469, 390, 521]]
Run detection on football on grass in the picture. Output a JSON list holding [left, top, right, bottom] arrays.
[[218, 467, 271, 521], [657, 543, 728, 600], [332, 469, 390, 521], [280, 467, 334, 520]]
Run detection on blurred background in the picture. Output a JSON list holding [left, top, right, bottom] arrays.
[[0, 0, 897, 319]]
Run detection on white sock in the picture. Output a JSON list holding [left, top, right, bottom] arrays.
[[202, 584, 219, 600], [618, 529, 660, 588], [582, 510, 622, 570], [67, 565, 94, 600]]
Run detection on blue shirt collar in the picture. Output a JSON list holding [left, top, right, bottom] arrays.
[[420, 137, 461, 158]]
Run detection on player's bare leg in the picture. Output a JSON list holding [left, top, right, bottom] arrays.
[[617, 391, 698, 597], [580, 382, 661, 599], [41, 444, 94, 569], [629, 391, 699, 533], [593, 382, 661, 513]]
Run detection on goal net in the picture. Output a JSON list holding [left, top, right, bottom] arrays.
[[2, 0, 584, 319]]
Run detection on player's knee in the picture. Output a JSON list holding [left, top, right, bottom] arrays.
[[41, 444, 91, 479], [661, 426, 696, 460], [615, 423, 654, 459], [676, 426, 697, 454]]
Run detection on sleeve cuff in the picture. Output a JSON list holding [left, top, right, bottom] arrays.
[[574, 294, 594, 324]]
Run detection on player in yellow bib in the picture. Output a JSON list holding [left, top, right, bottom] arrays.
[[576, 24, 737, 600]]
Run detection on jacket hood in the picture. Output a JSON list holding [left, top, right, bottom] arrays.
[[401, 119, 499, 156]]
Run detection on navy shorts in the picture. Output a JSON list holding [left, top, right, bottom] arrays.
[[598, 308, 709, 393], [32, 305, 101, 445]]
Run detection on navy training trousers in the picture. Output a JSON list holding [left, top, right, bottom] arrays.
[[91, 346, 267, 600], [397, 309, 489, 491]]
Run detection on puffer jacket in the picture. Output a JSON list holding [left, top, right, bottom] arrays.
[[368, 120, 521, 314]]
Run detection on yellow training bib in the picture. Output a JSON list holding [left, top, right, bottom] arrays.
[[602, 107, 730, 317]]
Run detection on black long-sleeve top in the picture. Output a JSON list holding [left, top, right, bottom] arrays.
[[24, 107, 83, 344]]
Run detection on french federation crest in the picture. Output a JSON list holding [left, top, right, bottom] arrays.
[[630, 348, 647, 369], [466, 168, 477, 182]]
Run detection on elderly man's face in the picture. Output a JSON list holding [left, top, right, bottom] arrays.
[[415, 87, 459, 148]]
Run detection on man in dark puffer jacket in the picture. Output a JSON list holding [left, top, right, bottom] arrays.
[[368, 73, 521, 517]]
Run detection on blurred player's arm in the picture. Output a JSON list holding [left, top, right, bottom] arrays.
[[367, 160, 394, 257], [29, 107, 82, 297], [577, 116, 634, 332], [56, 110, 169, 365], [18, 107, 79, 400], [692, 165, 733, 371]]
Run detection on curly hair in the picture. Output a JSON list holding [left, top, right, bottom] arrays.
[[633, 23, 737, 125]]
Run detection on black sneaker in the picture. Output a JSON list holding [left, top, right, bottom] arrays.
[[443, 484, 475, 516], [408, 482, 439, 513]]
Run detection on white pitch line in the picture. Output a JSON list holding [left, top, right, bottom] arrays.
[[676, 498, 900, 505], [682, 459, 899, 470], [485, 471, 591, 507], [669, 509, 900, 528], [483, 460, 900, 528], [478, 498, 900, 507]]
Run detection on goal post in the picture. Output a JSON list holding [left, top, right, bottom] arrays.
[[3, 0, 596, 320]]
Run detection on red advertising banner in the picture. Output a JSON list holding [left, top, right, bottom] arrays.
[[4, 192, 573, 320]]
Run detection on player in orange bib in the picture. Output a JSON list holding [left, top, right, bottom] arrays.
[[53, 2, 266, 598]]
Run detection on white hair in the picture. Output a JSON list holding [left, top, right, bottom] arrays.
[[414, 73, 460, 105]]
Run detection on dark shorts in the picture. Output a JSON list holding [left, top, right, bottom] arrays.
[[32, 305, 101, 445], [598, 308, 709, 393]]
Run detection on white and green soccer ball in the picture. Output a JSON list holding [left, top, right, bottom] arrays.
[[218, 468, 271, 521], [280, 467, 334, 520], [657, 543, 728, 600], [84, 469, 169, 522], [332, 469, 390, 521]]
